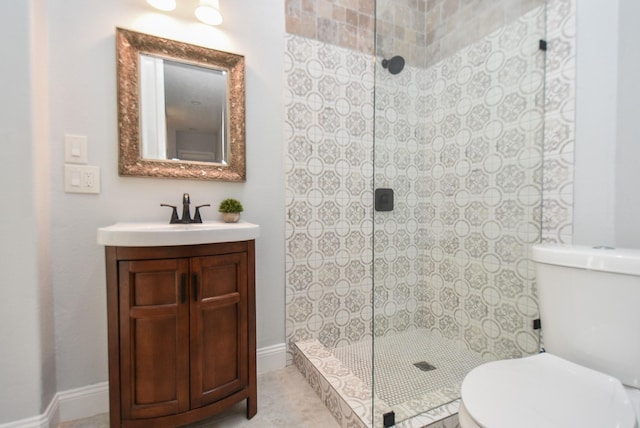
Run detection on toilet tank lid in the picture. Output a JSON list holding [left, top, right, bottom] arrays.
[[532, 244, 640, 276]]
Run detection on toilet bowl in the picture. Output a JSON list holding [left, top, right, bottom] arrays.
[[459, 244, 640, 428], [459, 353, 638, 428]]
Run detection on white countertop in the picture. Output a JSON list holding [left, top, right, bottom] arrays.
[[97, 221, 260, 247]]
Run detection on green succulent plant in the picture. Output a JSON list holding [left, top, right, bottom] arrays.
[[218, 198, 244, 213]]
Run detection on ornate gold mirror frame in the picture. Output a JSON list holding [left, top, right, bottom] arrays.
[[116, 28, 246, 181]]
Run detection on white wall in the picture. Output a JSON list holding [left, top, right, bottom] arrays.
[[47, 0, 285, 393], [614, 0, 640, 248], [574, 0, 640, 249], [573, 0, 618, 246], [0, 0, 284, 420], [0, 0, 56, 422], [33, 0, 58, 414]]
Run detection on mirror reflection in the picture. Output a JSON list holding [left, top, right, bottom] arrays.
[[139, 54, 228, 164]]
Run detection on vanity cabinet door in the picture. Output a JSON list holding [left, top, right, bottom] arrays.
[[189, 252, 249, 408], [106, 241, 256, 428], [118, 258, 190, 419]]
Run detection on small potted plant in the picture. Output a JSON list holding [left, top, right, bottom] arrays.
[[218, 198, 244, 223]]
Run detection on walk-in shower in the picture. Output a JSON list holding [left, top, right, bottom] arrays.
[[285, 0, 576, 426], [366, 1, 548, 424]]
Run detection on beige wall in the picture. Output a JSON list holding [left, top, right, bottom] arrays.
[[286, 0, 545, 68], [285, 0, 375, 55]]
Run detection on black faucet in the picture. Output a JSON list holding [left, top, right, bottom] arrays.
[[181, 193, 192, 223], [161, 193, 210, 224]]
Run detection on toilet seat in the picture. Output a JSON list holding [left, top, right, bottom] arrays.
[[460, 353, 637, 428]]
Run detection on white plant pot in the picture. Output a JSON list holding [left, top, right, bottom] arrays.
[[221, 212, 241, 223]]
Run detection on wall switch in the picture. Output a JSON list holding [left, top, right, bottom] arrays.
[[64, 165, 100, 194], [64, 134, 88, 164]]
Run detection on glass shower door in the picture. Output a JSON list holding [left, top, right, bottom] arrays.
[[371, 1, 547, 424]]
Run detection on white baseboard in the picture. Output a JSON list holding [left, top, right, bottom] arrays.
[[0, 409, 51, 428], [257, 342, 287, 374], [0, 390, 61, 428], [1, 343, 287, 428], [55, 382, 109, 424]]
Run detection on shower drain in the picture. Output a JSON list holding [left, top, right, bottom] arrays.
[[413, 361, 436, 372]]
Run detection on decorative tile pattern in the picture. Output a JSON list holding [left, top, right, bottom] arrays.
[[285, 0, 576, 426], [294, 340, 378, 428], [373, 6, 546, 363], [284, 34, 375, 362], [541, 0, 576, 244]]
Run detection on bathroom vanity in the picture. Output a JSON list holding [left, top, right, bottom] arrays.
[[97, 222, 259, 428]]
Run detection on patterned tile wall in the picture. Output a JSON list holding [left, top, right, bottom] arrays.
[[284, 0, 576, 363], [284, 36, 375, 361], [540, 0, 575, 244], [374, 6, 546, 360]]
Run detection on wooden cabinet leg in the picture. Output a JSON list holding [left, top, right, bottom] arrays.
[[246, 392, 257, 419]]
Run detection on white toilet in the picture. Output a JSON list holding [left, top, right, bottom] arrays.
[[459, 244, 640, 428]]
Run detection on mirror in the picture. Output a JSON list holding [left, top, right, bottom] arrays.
[[116, 28, 246, 181]]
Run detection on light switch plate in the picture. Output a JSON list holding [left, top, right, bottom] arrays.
[[64, 165, 100, 194], [64, 134, 88, 164]]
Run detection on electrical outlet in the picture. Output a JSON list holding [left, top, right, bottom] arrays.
[[83, 171, 93, 188], [65, 165, 100, 194]]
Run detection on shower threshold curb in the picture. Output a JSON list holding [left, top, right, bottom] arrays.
[[294, 339, 460, 428], [294, 339, 380, 427]]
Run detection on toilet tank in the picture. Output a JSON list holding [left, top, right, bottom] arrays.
[[532, 244, 640, 389]]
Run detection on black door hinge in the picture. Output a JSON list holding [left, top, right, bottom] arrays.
[[539, 39, 547, 51]]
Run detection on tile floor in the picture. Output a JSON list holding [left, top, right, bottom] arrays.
[[334, 329, 488, 409], [58, 366, 339, 428], [295, 337, 465, 428]]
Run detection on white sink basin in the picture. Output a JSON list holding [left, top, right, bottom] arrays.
[[97, 221, 260, 247]]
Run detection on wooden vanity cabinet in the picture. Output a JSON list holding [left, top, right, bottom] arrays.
[[105, 241, 256, 428]]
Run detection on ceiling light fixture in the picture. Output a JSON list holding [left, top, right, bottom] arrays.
[[145, 0, 176, 12], [195, 0, 223, 26]]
